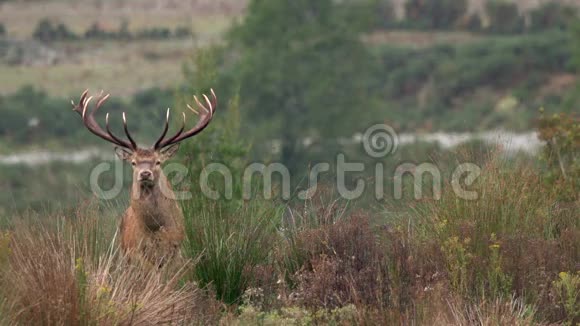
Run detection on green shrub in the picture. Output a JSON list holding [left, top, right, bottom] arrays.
[[411, 156, 579, 320], [370, 0, 397, 29], [83, 21, 188, 41], [405, 0, 467, 29], [135, 27, 171, 40], [552, 272, 580, 325], [174, 26, 193, 38], [537, 110, 580, 201], [0, 23, 5, 37], [529, 3, 577, 32], [32, 19, 77, 42], [84, 22, 114, 40], [486, 1, 525, 34], [464, 14, 483, 32]]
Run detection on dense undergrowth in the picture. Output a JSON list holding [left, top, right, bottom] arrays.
[[0, 109, 577, 324], [0, 145, 578, 325]]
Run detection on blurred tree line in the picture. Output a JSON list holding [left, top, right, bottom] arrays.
[[31, 18, 193, 42], [1, 0, 579, 172], [0, 0, 573, 43], [375, 0, 576, 34]]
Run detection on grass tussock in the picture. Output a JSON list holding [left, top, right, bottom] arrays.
[[440, 296, 537, 326], [182, 198, 281, 305], [0, 207, 220, 325]]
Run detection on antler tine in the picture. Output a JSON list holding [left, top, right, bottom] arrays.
[[155, 90, 218, 149], [81, 96, 94, 118], [187, 104, 199, 115], [72, 89, 89, 115], [96, 93, 110, 108], [105, 113, 133, 147], [71, 90, 136, 150], [202, 94, 212, 110], [122, 112, 137, 149], [157, 112, 187, 148], [194, 95, 210, 114], [153, 108, 171, 149]]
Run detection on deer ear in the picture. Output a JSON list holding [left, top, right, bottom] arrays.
[[160, 143, 180, 160], [114, 147, 133, 161]]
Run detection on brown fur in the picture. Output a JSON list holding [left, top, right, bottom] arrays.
[[117, 147, 184, 266]]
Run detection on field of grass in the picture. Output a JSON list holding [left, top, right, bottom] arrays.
[[0, 150, 577, 324], [0, 0, 241, 96], [0, 40, 195, 96], [0, 0, 245, 39]]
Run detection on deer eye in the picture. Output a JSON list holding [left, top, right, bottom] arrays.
[[131, 161, 136, 166], [156, 161, 161, 166]]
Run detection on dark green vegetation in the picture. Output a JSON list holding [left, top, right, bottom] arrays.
[[0, 1, 578, 324], [1, 1, 579, 144], [390, 0, 575, 34], [32, 18, 193, 42], [0, 113, 577, 324]]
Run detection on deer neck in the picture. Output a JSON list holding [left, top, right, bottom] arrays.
[[130, 172, 179, 231]]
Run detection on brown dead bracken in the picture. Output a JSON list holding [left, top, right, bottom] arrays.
[[71, 89, 218, 266]]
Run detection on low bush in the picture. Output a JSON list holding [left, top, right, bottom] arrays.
[[33, 19, 78, 42], [411, 155, 579, 321], [405, 0, 467, 30], [529, 3, 577, 32], [552, 271, 580, 325], [485, 1, 525, 34], [81, 21, 192, 41], [537, 110, 579, 202], [288, 212, 390, 309]]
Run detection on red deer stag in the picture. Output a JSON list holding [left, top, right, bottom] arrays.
[[71, 89, 217, 265]]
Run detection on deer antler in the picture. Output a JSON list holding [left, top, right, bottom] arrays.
[[72, 90, 137, 150], [153, 89, 217, 150]]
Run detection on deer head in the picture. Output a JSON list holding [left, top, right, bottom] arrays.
[[71, 89, 217, 195]]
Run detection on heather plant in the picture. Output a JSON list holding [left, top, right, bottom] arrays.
[[275, 195, 391, 311], [441, 235, 472, 295], [537, 110, 579, 202], [486, 234, 512, 299], [276, 193, 349, 284], [552, 271, 580, 325]]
